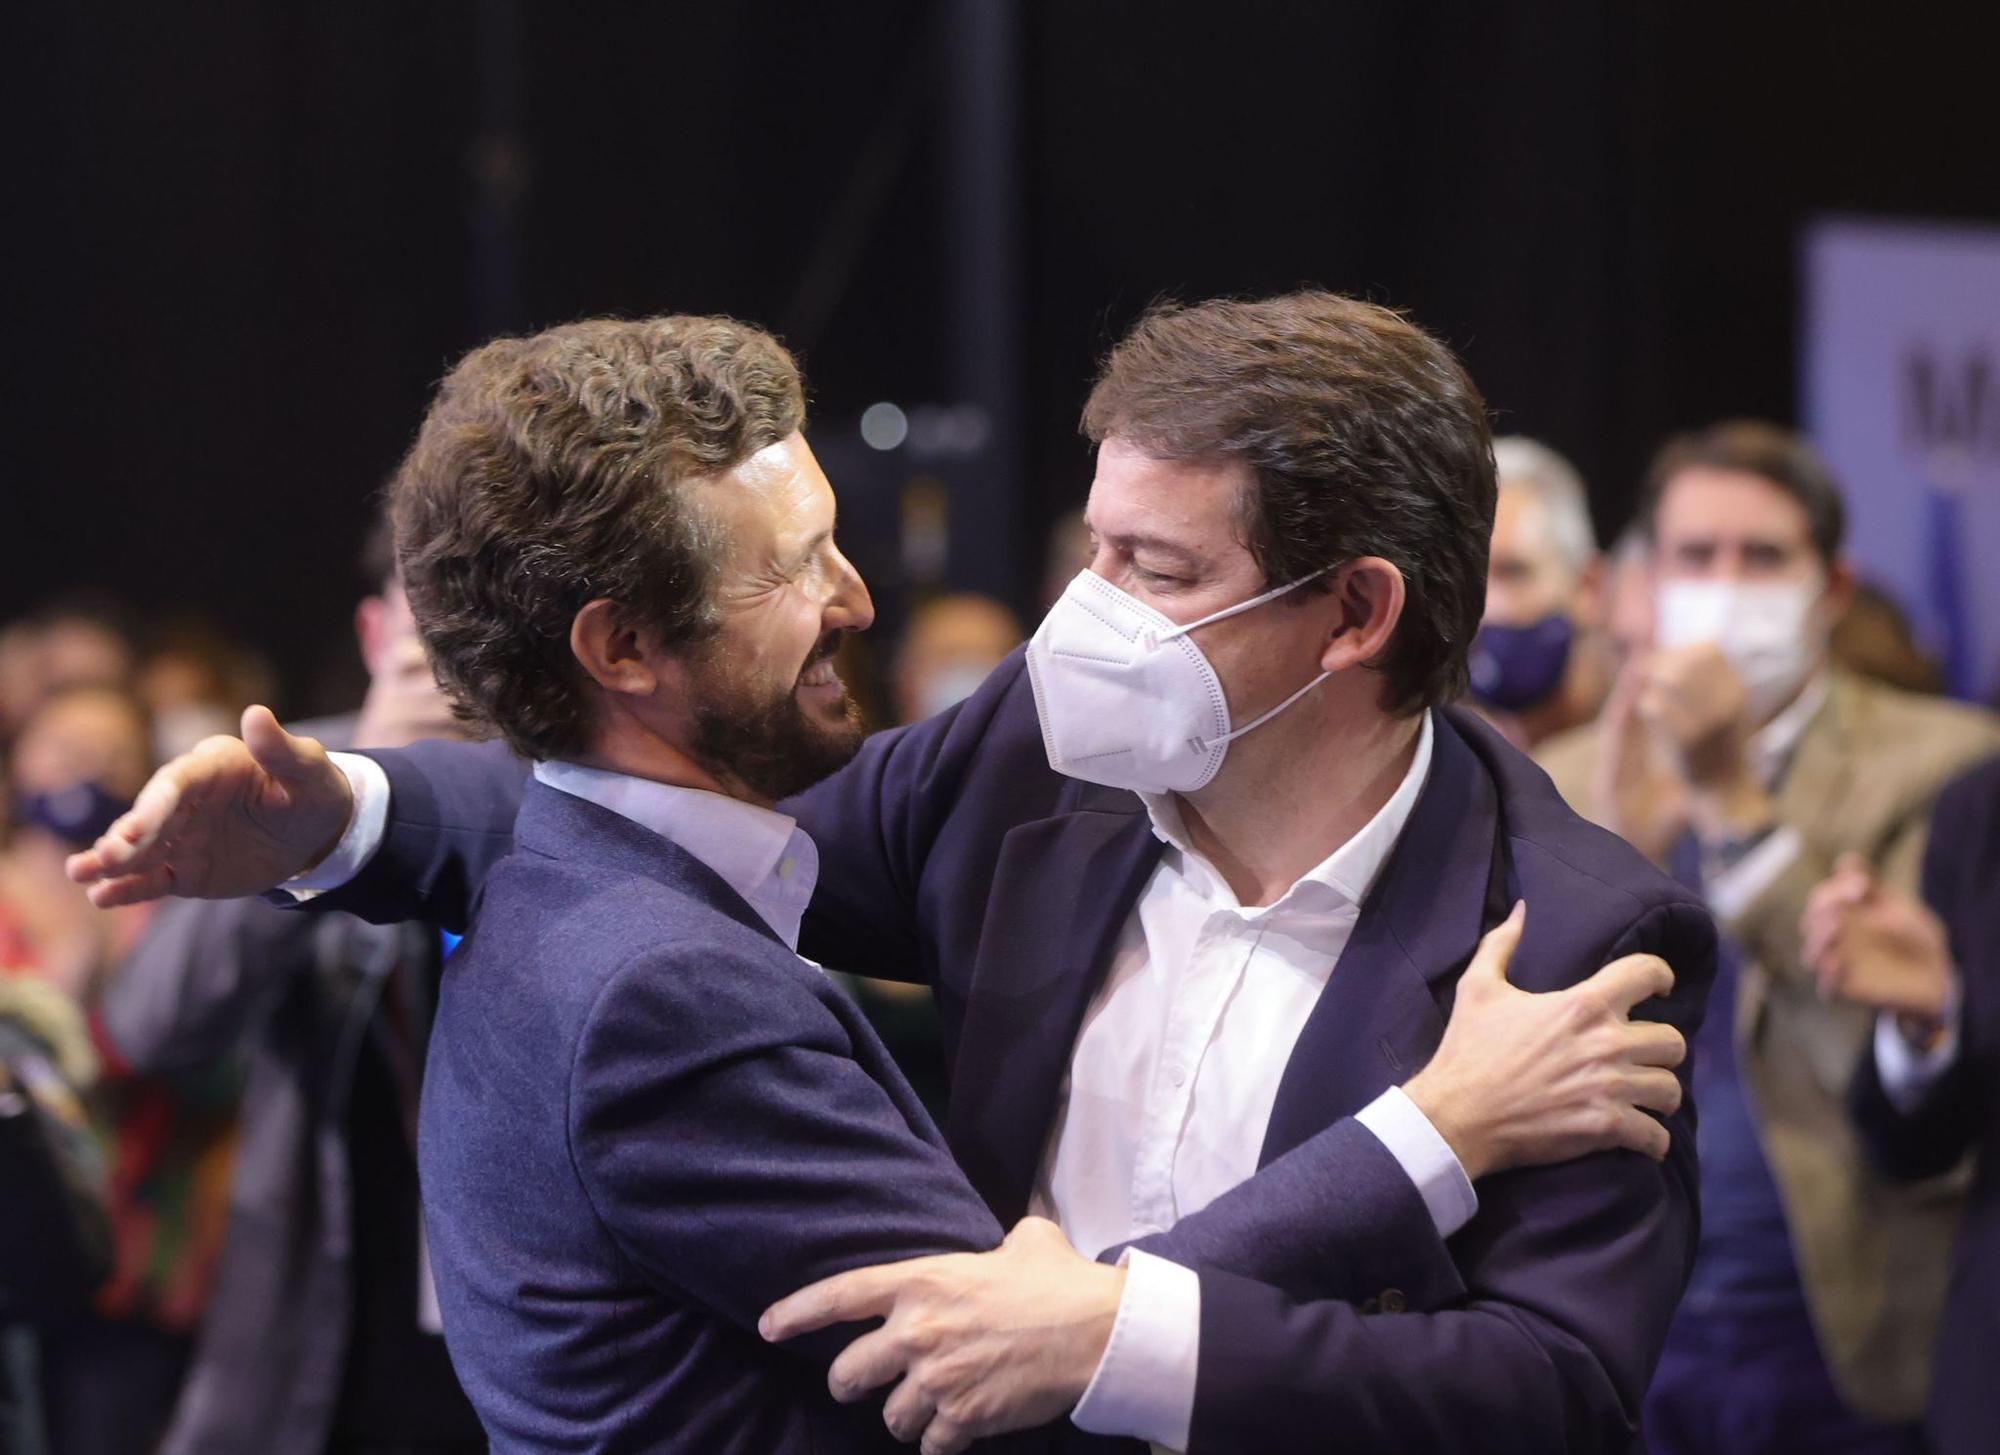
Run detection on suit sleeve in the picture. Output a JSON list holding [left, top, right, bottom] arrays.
[[1117, 1115, 1467, 1311], [1174, 898, 1715, 1454], [304, 738, 529, 933], [567, 946, 1004, 1367], [1849, 761, 1994, 1182]]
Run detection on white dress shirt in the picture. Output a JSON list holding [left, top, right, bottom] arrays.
[[529, 760, 820, 951], [1060, 711, 1478, 1451], [296, 734, 1475, 1453], [1701, 673, 1828, 922]]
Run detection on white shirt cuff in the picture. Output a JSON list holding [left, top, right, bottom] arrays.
[[1355, 1084, 1479, 1238], [1070, 1247, 1199, 1454], [1873, 989, 1963, 1116], [281, 752, 392, 899], [1704, 824, 1803, 923]]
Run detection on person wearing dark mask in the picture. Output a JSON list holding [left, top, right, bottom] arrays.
[[1539, 422, 2000, 1454], [1465, 437, 1610, 750], [94, 520, 483, 1455], [0, 687, 238, 1455]]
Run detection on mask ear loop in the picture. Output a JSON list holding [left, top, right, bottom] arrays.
[[1150, 563, 1337, 646], [1158, 564, 1338, 751], [1192, 669, 1333, 753]]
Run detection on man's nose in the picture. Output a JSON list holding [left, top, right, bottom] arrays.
[[826, 547, 875, 634]]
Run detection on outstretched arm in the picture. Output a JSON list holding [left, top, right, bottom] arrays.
[[67, 706, 526, 933]]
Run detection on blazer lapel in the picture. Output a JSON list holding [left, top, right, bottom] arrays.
[[946, 788, 1164, 1222], [1260, 712, 1504, 1166]]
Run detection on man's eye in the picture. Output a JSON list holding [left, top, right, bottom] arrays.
[[1134, 567, 1188, 588]]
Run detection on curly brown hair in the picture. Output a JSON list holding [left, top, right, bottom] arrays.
[[392, 315, 806, 759], [1081, 291, 1496, 716]]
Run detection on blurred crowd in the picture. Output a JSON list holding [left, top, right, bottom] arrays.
[[1, 417, 1996, 1455]]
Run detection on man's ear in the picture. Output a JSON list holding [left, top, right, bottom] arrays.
[[1319, 557, 1406, 674], [569, 600, 659, 699], [354, 595, 386, 675], [1821, 554, 1858, 627]]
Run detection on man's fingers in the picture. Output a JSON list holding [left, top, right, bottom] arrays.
[[878, 1359, 938, 1435], [1590, 953, 1674, 1013], [84, 867, 177, 910], [1466, 901, 1527, 987], [242, 705, 325, 783], [920, 1418, 971, 1455], [1626, 1067, 1684, 1118], [829, 1327, 911, 1406], [1617, 1108, 1672, 1162], [761, 1266, 901, 1342], [71, 766, 191, 879], [1626, 1021, 1686, 1069]]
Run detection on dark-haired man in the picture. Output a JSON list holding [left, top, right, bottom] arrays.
[[1540, 422, 2000, 1453], [74, 296, 1711, 1454]]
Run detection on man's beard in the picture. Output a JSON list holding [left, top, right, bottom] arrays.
[[686, 636, 864, 803]]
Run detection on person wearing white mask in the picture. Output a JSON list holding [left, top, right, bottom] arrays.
[[1539, 420, 2000, 1455], [72, 294, 1715, 1455]]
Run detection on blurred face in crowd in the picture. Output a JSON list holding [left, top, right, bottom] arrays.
[[9, 689, 153, 850], [893, 595, 1023, 724], [0, 616, 134, 742], [1652, 467, 1844, 631], [1650, 465, 1852, 722], [353, 577, 464, 751], [670, 434, 876, 802], [1483, 485, 1596, 630], [40, 616, 134, 695], [1081, 437, 1351, 747]]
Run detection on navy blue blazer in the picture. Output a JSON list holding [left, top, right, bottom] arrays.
[[327, 649, 1717, 1454], [415, 778, 1015, 1454], [1849, 754, 2000, 1455]]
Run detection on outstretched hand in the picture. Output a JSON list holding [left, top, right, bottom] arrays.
[[64, 706, 354, 907], [1404, 903, 1686, 1178]]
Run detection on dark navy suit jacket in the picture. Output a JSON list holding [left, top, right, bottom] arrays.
[[325, 649, 1717, 1454], [414, 778, 1017, 1454], [1849, 754, 2000, 1455]]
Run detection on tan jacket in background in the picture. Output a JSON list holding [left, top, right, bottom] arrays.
[[1537, 668, 2000, 1420]]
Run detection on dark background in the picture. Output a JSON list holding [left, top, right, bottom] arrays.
[[6, 1, 1996, 709]]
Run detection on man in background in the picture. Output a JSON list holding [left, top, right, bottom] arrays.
[[1539, 421, 2000, 1452], [96, 517, 483, 1455], [1805, 755, 2000, 1455], [1466, 436, 1610, 750]]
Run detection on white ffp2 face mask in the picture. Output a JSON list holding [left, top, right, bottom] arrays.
[[1025, 567, 1333, 794], [1654, 577, 1822, 723]]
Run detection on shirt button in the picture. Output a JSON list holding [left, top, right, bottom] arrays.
[[776, 857, 795, 880], [1167, 1065, 1187, 1088]]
